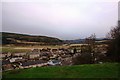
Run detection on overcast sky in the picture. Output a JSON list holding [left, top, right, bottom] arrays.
[[1, 0, 119, 40]]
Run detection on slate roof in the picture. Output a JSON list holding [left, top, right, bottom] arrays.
[[21, 60, 47, 67], [2, 60, 11, 65]]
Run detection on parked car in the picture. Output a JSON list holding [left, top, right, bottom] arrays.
[[47, 60, 61, 66]]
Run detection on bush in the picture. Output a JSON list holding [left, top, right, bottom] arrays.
[[73, 53, 93, 65]]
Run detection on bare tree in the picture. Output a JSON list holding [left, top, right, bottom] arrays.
[[106, 21, 120, 62], [73, 34, 96, 65], [84, 33, 96, 53]]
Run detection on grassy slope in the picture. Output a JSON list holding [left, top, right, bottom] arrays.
[[3, 63, 119, 78]]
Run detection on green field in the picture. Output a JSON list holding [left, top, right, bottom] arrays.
[[3, 63, 119, 78], [2, 47, 31, 53], [1, 45, 68, 53]]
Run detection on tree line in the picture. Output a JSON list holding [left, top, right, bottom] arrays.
[[73, 21, 120, 64]]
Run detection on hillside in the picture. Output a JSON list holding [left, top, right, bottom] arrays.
[[64, 39, 85, 44], [1, 32, 63, 45], [3, 63, 119, 78], [64, 38, 110, 44]]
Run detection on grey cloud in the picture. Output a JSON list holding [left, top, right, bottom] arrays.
[[2, 1, 118, 40]]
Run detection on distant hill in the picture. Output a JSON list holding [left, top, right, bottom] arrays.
[[1, 32, 63, 45], [64, 38, 110, 44], [64, 39, 85, 44], [1, 32, 110, 45]]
